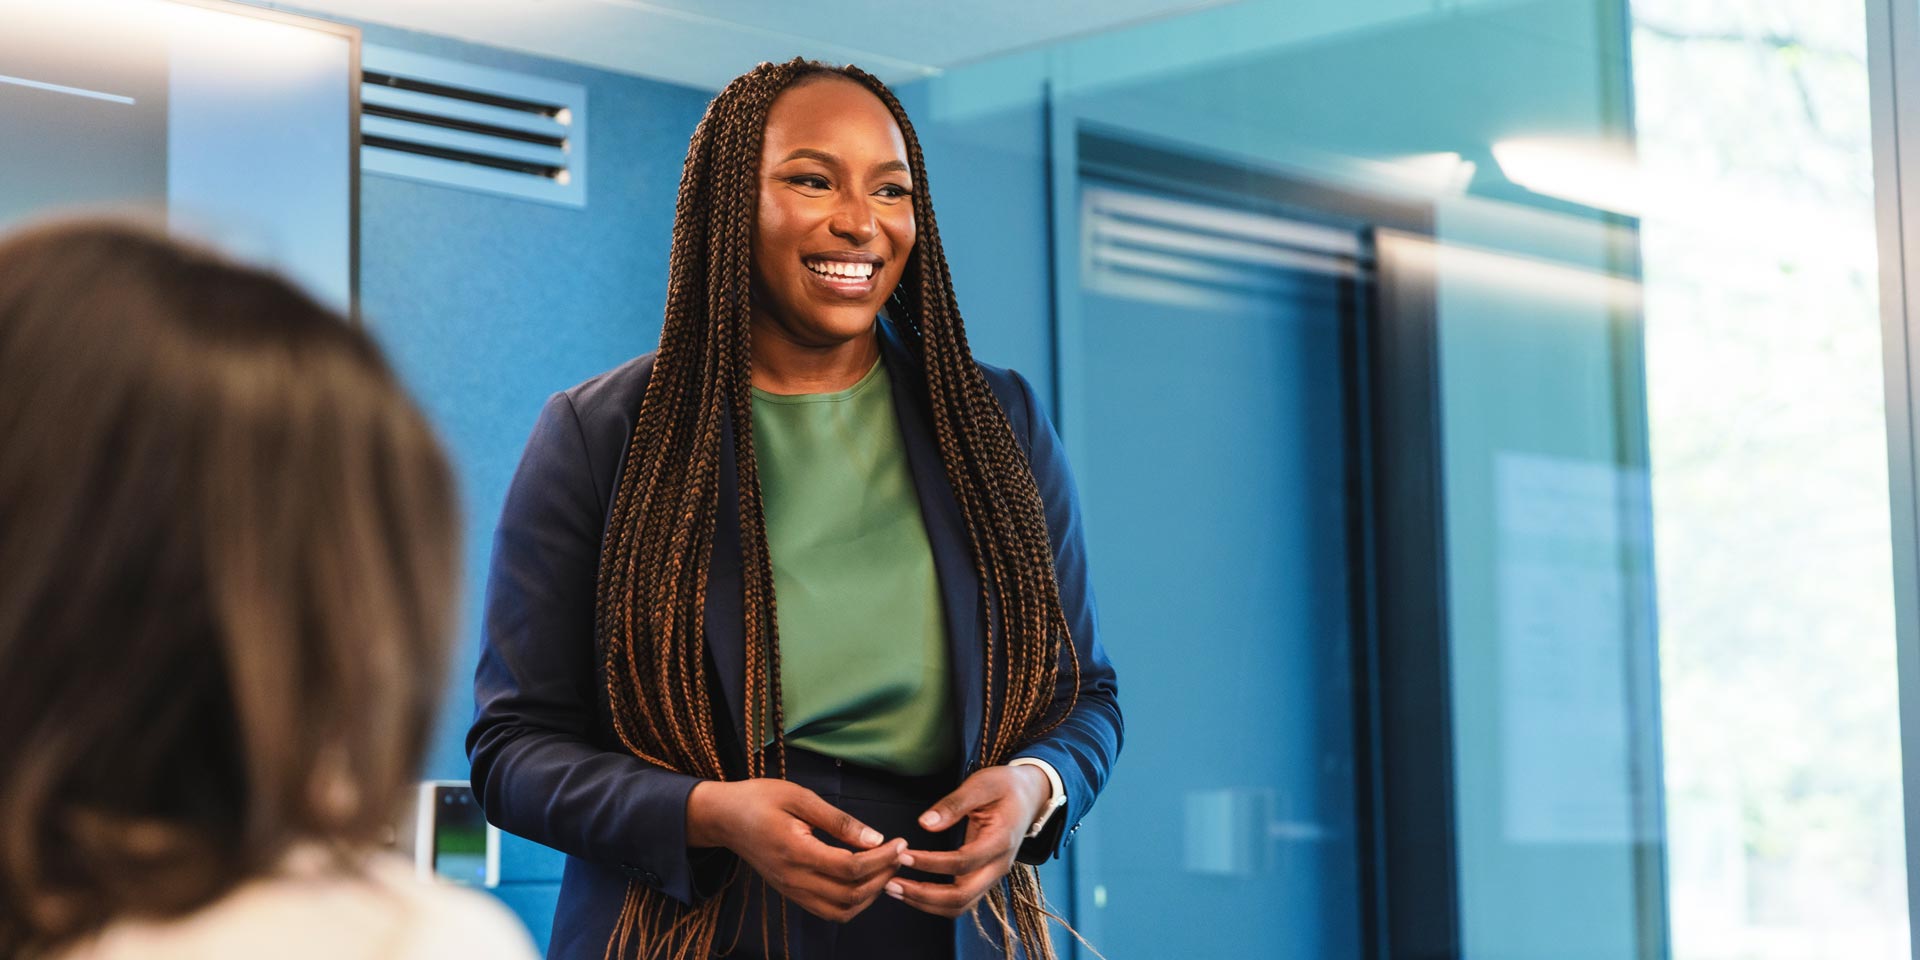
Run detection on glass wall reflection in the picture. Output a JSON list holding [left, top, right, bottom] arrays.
[[883, 0, 1906, 956]]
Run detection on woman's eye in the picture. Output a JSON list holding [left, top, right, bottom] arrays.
[[876, 184, 913, 199], [790, 175, 829, 190]]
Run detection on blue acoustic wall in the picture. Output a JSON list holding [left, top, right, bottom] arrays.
[[326, 20, 708, 947], [276, 15, 1058, 948], [894, 56, 1057, 405]]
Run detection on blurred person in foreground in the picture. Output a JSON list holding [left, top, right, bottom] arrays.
[[0, 219, 538, 960]]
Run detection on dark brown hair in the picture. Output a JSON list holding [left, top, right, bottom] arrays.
[[595, 59, 1079, 958], [0, 219, 461, 956]]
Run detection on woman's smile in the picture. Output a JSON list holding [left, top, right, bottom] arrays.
[[801, 252, 882, 300]]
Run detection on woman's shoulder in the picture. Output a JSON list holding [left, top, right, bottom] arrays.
[[969, 357, 1027, 404], [527, 352, 658, 487], [561, 350, 659, 422], [54, 848, 539, 960], [364, 856, 542, 960], [969, 358, 1043, 454]]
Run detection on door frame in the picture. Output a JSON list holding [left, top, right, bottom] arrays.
[[1865, 2, 1920, 955], [1045, 115, 1460, 960]]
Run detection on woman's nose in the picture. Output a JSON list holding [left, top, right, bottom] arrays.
[[829, 197, 879, 245]]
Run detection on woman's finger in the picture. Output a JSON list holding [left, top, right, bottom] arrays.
[[895, 838, 1002, 877], [917, 778, 988, 833], [793, 848, 910, 921], [787, 832, 906, 884], [787, 786, 886, 849], [846, 861, 903, 909], [885, 869, 998, 919]]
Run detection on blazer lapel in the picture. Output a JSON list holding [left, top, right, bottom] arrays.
[[878, 319, 985, 775], [704, 404, 749, 766]]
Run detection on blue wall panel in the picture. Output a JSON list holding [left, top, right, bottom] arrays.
[[490, 882, 563, 950], [327, 20, 709, 941], [895, 55, 1056, 402], [347, 24, 708, 785]]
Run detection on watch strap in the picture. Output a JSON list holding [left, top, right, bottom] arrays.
[[1007, 757, 1066, 839]]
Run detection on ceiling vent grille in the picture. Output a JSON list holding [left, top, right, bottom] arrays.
[[1083, 183, 1365, 310], [360, 46, 585, 208]]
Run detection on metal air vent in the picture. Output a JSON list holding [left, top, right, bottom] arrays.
[[1083, 184, 1366, 310], [360, 46, 586, 208]]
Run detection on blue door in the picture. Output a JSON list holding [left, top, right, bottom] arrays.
[[1064, 179, 1365, 958]]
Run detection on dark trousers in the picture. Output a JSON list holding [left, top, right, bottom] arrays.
[[709, 747, 961, 960]]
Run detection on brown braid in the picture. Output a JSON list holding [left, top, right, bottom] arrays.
[[593, 58, 1082, 960]]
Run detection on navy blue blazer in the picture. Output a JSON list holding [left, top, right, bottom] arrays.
[[467, 317, 1121, 959]]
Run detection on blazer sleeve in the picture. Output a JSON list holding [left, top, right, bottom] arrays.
[[1003, 369, 1124, 865], [466, 391, 732, 906]]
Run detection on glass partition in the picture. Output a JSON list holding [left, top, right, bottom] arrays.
[[886, 0, 1907, 955], [1634, 1, 1905, 956]]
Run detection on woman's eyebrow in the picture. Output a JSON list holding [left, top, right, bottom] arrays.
[[778, 148, 909, 176]]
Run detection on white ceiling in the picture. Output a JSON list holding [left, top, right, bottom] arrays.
[[267, 0, 1247, 90]]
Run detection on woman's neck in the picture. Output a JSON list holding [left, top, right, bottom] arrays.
[[747, 315, 881, 395]]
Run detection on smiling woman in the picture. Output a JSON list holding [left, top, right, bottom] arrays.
[[465, 58, 1122, 960], [749, 78, 916, 393]]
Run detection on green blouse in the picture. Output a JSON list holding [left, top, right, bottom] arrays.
[[748, 354, 956, 776]]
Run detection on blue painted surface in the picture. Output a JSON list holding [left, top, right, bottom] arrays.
[[490, 882, 563, 951], [165, 8, 353, 312], [350, 29, 703, 776], [1071, 183, 1361, 958], [896, 56, 1056, 403], [0, 3, 353, 310], [1010, 2, 1651, 955], [327, 19, 708, 944]]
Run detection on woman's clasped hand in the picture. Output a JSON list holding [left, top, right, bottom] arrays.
[[685, 779, 907, 923], [685, 761, 1052, 923], [892, 762, 1054, 919]]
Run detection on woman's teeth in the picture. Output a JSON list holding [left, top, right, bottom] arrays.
[[806, 260, 874, 279]]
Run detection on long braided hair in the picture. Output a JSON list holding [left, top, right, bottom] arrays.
[[593, 59, 1081, 958]]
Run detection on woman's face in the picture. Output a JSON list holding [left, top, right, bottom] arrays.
[[750, 76, 916, 347]]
